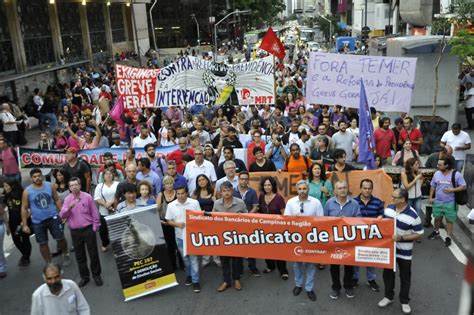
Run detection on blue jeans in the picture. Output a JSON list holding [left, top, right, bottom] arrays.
[[293, 262, 316, 291], [43, 113, 58, 134], [408, 197, 422, 216], [176, 238, 199, 283], [455, 160, 464, 172], [0, 223, 6, 273], [353, 266, 376, 281]]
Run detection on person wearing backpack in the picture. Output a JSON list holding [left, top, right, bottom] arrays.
[[427, 157, 467, 247]]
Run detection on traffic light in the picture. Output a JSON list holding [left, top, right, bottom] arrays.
[[361, 26, 371, 43]]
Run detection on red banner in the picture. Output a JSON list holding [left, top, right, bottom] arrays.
[[185, 211, 396, 269], [115, 64, 159, 109]]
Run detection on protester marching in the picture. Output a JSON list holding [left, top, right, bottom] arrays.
[[0, 24, 472, 315]]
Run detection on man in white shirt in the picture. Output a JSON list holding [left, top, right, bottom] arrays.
[[440, 123, 471, 171], [0, 103, 19, 146], [31, 263, 90, 315], [284, 180, 324, 302], [183, 146, 217, 194], [165, 186, 202, 293], [191, 119, 210, 146], [215, 160, 239, 198], [463, 82, 474, 130], [132, 124, 157, 148], [332, 121, 357, 162]]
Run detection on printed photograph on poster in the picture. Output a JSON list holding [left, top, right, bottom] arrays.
[[105, 205, 177, 301]]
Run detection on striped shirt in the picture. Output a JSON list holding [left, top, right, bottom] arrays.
[[385, 204, 424, 260], [354, 195, 385, 218]]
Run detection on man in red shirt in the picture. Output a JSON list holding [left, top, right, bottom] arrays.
[[399, 117, 423, 152], [167, 137, 194, 174], [374, 117, 396, 165]]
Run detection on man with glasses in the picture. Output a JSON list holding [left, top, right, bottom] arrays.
[[215, 161, 239, 198], [284, 180, 324, 301], [213, 181, 248, 292], [183, 146, 217, 195], [324, 180, 361, 300], [167, 137, 194, 174], [233, 171, 260, 277], [163, 160, 187, 190], [378, 188, 423, 314]]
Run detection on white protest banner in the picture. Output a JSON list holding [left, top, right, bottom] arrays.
[[306, 53, 417, 112], [155, 56, 275, 107], [115, 64, 160, 109]]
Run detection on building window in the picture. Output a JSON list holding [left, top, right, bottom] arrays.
[[110, 4, 126, 43], [0, 2, 15, 73], [57, 2, 85, 61], [17, 0, 55, 68], [87, 3, 107, 54]]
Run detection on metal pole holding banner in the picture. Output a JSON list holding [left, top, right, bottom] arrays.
[[131, 0, 142, 67], [191, 14, 200, 54], [149, 0, 158, 50]]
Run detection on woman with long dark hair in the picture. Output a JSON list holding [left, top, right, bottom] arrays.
[[308, 162, 333, 208], [191, 174, 220, 267], [52, 168, 70, 204], [308, 162, 333, 270], [258, 176, 288, 279], [3, 179, 31, 268], [401, 157, 423, 216]]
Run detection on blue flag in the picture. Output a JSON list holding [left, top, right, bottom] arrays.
[[357, 79, 376, 169]]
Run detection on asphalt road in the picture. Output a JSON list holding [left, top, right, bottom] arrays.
[[0, 227, 466, 314], [1, 122, 470, 315]]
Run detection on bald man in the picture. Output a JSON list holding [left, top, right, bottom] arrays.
[[31, 263, 90, 315]]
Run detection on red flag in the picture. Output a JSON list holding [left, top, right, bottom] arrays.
[[259, 27, 286, 60]]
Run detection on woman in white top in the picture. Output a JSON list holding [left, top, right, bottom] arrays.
[[401, 157, 423, 217], [94, 169, 119, 252], [0, 103, 19, 146]]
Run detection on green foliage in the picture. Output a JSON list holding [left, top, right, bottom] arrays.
[[236, 0, 286, 28], [312, 15, 340, 41], [450, 30, 474, 64], [431, 0, 474, 65]]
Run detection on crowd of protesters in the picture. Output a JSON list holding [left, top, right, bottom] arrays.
[[0, 46, 471, 314]]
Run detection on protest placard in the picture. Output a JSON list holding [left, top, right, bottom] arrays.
[[106, 205, 178, 301], [155, 56, 275, 107], [185, 211, 396, 269], [306, 53, 417, 112], [115, 64, 159, 109]]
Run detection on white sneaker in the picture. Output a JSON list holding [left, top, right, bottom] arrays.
[[378, 297, 393, 308], [401, 304, 411, 314]]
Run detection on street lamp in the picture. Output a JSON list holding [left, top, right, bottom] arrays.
[[191, 14, 200, 54], [316, 13, 333, 50], [213, 9, 250, 58]]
